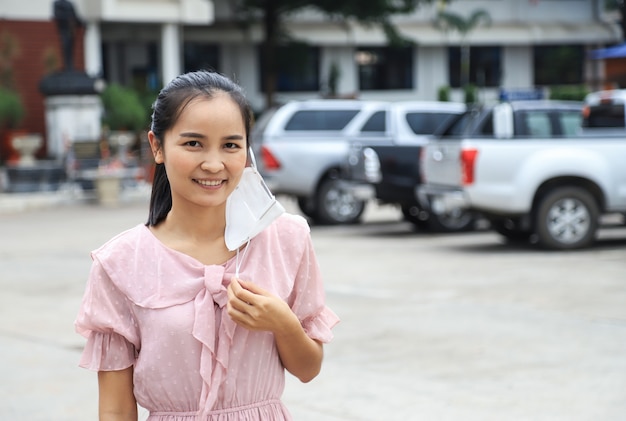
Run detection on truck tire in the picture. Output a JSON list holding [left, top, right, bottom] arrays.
[[297, 197, 318, 219], [490, 219, 532, 243], [315, 177, 366, 225], [428, 208, 477, 233], [401, 205, 429, 230], [401, 204, 476, 233], [535, 187, 599, 250]]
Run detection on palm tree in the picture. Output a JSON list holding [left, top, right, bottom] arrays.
[[434, 8, 491, 88]]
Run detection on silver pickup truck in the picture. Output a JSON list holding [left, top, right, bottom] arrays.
[[251, 99, 389, 225], [418, 99, 626, 250], [341, 101, 470, 232]]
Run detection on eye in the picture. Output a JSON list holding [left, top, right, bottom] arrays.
[[224, 142, 243, 150], [185, 140, 202, 148]]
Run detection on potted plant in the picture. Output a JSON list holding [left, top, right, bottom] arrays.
[[100, 83, 148, 163], [0, 87, 24, 130], [0, 86, 25, 163], [92, 84, 148, 204], [100, 83, 147, 133], [0, 30, 25, 164]]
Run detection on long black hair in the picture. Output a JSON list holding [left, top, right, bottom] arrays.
[[146, 71, 253, 226]]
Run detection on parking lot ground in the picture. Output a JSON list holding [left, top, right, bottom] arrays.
[[1, 196, 625, 420]]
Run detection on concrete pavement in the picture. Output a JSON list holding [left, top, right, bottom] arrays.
[[1, 187, 625, 420]]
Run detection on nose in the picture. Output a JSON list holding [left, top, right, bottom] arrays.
[[200, 152, 225, 172]]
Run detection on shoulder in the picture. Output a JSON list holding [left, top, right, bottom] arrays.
[[270, 213, 311, 238], [253, 213, 312, 255], [92, 224, 148, 261]]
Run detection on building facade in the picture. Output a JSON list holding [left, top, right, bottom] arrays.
[[0, 0, 621, 152]]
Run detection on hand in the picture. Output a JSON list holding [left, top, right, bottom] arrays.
[[226, 277, 299, 335], [227, 277, 324, 383]]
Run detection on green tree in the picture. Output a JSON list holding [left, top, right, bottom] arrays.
[[433, 6, 491, 88], [228, 0, 434, 108]]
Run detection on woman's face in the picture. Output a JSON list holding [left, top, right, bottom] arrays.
[[149, 92, 248, 213]]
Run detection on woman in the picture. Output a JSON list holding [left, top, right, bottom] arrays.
[[75, 70, 339, 420]]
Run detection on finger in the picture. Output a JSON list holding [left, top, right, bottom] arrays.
[[237, 279, 269, 296], [230, 278, 258, 304], [228, 279, 256, 314]]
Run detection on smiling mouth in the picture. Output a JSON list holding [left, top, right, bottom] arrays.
[[194, 179, 224, 187]]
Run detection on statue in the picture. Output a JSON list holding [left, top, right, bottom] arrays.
[[40, 0, 99, 96], [40, 0, 102, 162], [53, 0, 84, 71]]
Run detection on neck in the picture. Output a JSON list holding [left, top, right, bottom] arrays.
[[165, 203, 227, 242]]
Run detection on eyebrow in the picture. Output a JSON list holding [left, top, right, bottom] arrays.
[[179, 132, 206, 139], [178, 132, 245, 141]]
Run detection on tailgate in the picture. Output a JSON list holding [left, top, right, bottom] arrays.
[[421, 139, 465, 187]]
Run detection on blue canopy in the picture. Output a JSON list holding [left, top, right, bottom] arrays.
[[590, 43, 626, 59]]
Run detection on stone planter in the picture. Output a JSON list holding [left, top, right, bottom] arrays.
[[94, 175, 122, 207], [11, 133, 43, 167]]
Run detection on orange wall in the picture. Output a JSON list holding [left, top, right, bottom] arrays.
[[605, 58, 626, 88]]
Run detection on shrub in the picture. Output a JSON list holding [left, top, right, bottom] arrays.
[[0, 87, 24, 130], [100, 84, 148, 132], [464, 84, 478, 104], [438, 85, 450, 102], [548, 85, 589, 101]]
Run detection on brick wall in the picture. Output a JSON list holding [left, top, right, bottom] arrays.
[[1, 20, 85, 159]]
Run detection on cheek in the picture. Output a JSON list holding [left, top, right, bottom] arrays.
[[163, 151, 195, 177], [228, 156, 247, 184]]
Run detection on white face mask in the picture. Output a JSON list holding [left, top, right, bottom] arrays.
[[224, 153, 285, 252]]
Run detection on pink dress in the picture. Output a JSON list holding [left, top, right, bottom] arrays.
[[75, 213, 339, 420]]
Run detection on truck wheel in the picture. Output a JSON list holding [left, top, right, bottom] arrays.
[[297, 197, 318, 219], [401, 205, 430, 230], [428, 208, 477, 233], [490, 219, 532, 243], [315, 178, 366, 225], [535, 187, 599, 250], [402, 204, 476, 232]]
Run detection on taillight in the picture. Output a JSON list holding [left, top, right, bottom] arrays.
[[460, 148, 478, 185], [261, 145, 281, 170]]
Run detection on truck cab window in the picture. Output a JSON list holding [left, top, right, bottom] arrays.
[[525, 113, 551, 137], [360, 111, 386, 134], [560, 112, 583, 136], [441, 112, 474, 137], [284, 109, 360, 131], [406, 112, 456, 135]]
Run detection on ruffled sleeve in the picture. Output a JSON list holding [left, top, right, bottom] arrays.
[[75, 255, 140, 371], [286, 218, 340, 343]]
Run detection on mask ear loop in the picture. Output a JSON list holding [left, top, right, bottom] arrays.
[[248, 147, 258, 168], [234, 238, 251, 279]]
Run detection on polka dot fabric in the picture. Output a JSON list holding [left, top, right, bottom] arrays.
[[75, 213, 339, 420]]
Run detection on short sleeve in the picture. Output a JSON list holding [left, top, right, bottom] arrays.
[[74, 255, 140, 371], [288, 231, 340, 343]]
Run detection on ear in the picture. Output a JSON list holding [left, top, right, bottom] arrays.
[[148, 131, 164, 164]]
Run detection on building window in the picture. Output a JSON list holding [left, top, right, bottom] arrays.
[[534, 45, 584, 86], [183, 42, 220, 74], [448, 46, 501, 88], [356, 46, 414, 91], [258, 44, 320, 92]]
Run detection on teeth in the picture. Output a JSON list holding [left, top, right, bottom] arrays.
[[196, 179, 222, 186]]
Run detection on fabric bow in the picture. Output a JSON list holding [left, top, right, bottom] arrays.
[[192, 265, 238, 414]]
